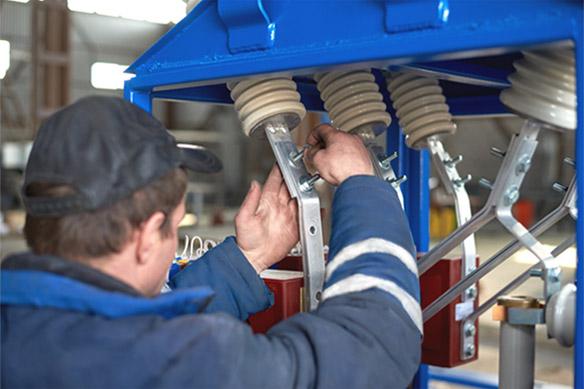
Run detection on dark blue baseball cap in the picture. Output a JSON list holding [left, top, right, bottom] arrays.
[[22, 96, 222, 216]]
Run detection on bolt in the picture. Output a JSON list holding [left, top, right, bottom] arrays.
[[478, 178, 493, 190], [300, 174, 321, 192], [445, 155, 463, 167], [516, 155, 532, 174], [529, 268, 543, 278], [388, 175, 407, 186], [465, 285, 477, 299], [504, 186, 520, 206], [552, 182, 568, 193], [379, 152, 398, 169], [464, 344, 476, 358], [454, 174, 472, 187], [289, 144, 310, 163], [490, 147, 506, 158], [464, 322, 476, 337], [563, 157, 575, 168], [546, 267, 562, 283]]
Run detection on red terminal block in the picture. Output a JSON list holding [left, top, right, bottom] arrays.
[[248, 268, 304, 333], [420, 257, 479, 367], [250, 254, 479, 368]]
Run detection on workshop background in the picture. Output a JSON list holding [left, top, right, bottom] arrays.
[[0, 1, 577, 387]]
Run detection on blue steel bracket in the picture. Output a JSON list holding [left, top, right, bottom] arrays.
[[217, 0, 275, 53], [385, 0, 449, 33]]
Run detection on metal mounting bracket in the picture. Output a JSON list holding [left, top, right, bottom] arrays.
[[418, 119, 561, 317], [427, 136, 477, 360], [385, 0, 449, 33], [217, 0, 275, 54], [424, 177, 577, 323], [264, 121, 325, 311]]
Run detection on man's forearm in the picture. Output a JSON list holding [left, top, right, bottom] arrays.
[[169, 237, 273, 320]]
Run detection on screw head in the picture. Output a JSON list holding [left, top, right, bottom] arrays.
[[504, 186, 520, 206], [464, 344, 476, 357], [479, 178, 493, 190], [516, 155, 532, 174], [464, 323, 476, 337], [465, 286, 477, 299]]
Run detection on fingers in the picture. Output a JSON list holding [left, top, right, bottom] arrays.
[[263, 164, 283, 195], [307, 123, 337, 146], [278, 181, 291, 205], [237, 181, 261, 220]]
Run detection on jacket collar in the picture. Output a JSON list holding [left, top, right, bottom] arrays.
[[1, 252, 213, 319]]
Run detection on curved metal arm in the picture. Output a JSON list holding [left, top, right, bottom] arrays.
[[265, 121, 325, 311]]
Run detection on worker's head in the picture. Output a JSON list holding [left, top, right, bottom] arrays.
[[22, 96, 222, 295]]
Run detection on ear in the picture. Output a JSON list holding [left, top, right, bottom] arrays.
[[136, 211, 166, 265]]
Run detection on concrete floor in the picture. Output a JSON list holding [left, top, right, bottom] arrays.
[[1, 229, 577, 386]]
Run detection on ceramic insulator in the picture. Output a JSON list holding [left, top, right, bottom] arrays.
[[228, 76, 306, 136], [500, 48, 576, 130], [314, 70, 391, 135], [386, 72, 457, 149]]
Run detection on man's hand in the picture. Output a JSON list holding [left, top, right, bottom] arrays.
[[235, 166, 299, 273], [305, 124, 374, 185]]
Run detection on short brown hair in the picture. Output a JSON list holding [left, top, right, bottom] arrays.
[[24, 168, 187, 259]]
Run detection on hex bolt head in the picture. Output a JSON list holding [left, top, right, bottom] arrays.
[[479, 178, 493, 190], [388, 175, 407, 186], [552, 182, 568, 193], [380, 152, 398, 169], [464, 323, 476, 337], [465, 286, 478, 299], [546, 267, 562, 283], [516, 155, 532, 174], [490, 147, 506, 158], [445, 155, 463, 167], [504, 186, 520, 206], [300, 174, 321, 192], [454, 174, 472, 187], [563, 157, 575, 168], [529, 268, 543, 278], [464, 344, 476, 357]]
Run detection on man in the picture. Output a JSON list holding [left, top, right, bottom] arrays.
[[1, 96, 421, 388]]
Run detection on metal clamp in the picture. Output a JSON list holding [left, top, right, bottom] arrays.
[[264, 121, 325, 311], [427, 136, 477, 360], [418, 119, 561, 302]]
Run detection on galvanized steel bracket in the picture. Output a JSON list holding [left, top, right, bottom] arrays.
[[217, 0, 276, 54], [385, 0, 449, 33]]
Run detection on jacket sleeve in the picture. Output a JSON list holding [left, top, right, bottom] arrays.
[[168, 237, 274, 320], [159, 175, 422, 388]]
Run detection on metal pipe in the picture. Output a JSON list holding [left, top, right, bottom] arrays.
[[499, 321, 535, 389]]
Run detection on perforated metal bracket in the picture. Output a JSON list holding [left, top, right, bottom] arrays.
[[264, 121, 325, 311], [418, 119, 561, 328], [427, 136, 477, 360], [424, 177, 576, 323]]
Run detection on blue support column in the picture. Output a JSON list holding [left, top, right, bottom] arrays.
[[124, 85, 153, 113], [575, 27, 584, 389], [387, 118, 430, 389]]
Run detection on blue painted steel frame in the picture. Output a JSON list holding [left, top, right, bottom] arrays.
[[124, 2, 584, 388]]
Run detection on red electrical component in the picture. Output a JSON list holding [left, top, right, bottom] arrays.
[[420, 257, 479, 367], [250, 254, 479, 368], [248, 268, 304, 333]]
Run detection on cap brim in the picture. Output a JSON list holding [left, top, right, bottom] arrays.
[[177, 143, 223, 173]]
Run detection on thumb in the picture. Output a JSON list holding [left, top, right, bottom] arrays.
[[238, 181, 262, 219]]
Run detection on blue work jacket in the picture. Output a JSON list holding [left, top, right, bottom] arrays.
[[1, 175, 422, 388]]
